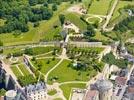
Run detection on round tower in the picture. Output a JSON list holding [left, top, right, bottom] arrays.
[[95, 79, 113, 100], [6, 90, 17, 100]]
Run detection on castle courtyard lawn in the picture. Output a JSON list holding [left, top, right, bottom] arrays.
[[60, 83, 86, 100], [47, 60, 97, 84], [31, 58, 60, 75]]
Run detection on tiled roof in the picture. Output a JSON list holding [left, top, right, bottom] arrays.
[[85, 90, 99, 100], [115, 77, 127, 86], [127, 86, 134, 93]]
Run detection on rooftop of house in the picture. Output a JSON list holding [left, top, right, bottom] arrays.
[[25, 82, 46, 93], [84, 90, 99, 100], [127, 86, 134, 94], [115, 76, 127, 86]]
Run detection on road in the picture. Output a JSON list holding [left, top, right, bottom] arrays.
[[102, 0, 119, 31]]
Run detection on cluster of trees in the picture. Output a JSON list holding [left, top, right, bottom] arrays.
[[66, 47, 104, 72], [0, 0, 57, 33], [114, 16, 134, 32], [67, 47, 99, 59], [102, 52, 128, 68], [28, 0, 81, 6], [83, 24, 95, 39], [18, 75, 37, 86]]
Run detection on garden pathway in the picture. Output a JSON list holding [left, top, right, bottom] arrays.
[[16, 65, 24, 76], [45, 59, 64, 82], [102, 0, 119, 31]]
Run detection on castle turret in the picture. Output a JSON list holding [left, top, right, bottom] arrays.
[[95, 79, 113, 100]]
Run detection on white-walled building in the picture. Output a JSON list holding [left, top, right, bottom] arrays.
[[24, 82, 47, 100]]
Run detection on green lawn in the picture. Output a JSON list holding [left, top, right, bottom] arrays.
[[0, 3, 70, 46], [65, 13, 87, 30], [28, 46, 60, 55], [87, 17, 100, 23], [11, 66, 22, 77], [18, 64, 30, 76], [88, 0, 113, 15], [47, 89, 57, 96], [32, 58, 60, 75], [60, 83, 86, 100], [53, 98, 63, 100], [48, 60, 97, 84], [3, 48, 24, 55]]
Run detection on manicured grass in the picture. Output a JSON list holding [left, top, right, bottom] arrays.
[[88, 0, 113, 15], [60, 83, 86, 100], [18, 64, 30, 76], [28, 46, 59, 55], [3, 48, 24, 55], [32, 58, 60, 75], [0, 3, 70, 46], [87, 17, 100, 23], [11, 66, 22, 77], [47, 89, 57, 96], [53, 98, 63, 100], [65, 13, 87, 30], [47, 60, 97, 84], [110, 1, 134, 22]]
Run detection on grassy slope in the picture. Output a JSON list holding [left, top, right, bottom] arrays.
[[0, 3, 70, 46], [60, 83, 86, 100], [88, 0, 113, 15], [65, 13, 87, 30]]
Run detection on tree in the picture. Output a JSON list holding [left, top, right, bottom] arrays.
[[84, 24, 95, 38], [18, 75, 37, 86], [52, 3, 57, 11], [44, 2, 48, 7], [24, 48, 33, 55], [34, 22, 40, 27], [0, 40, 3, 46], [29, 0, 38, 6], [59, 14, 65, 26], [0, 89, 6, 96], [38, 0, 45, 4], [93, 20, 99, 28]]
